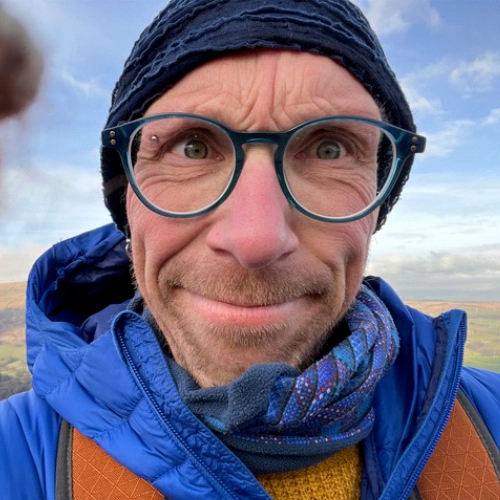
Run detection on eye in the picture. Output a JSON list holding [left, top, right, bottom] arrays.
[[177, 136, 209, 159], [316, 140, 344, 160]]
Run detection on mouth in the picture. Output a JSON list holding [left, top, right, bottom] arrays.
[[180, 288, 308, 328]]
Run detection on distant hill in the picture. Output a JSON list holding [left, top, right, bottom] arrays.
[[1, 282, 500, 398], [0, 281, 25, 309], [407, 300, 500, 372], [0, 282, 30, 397], [0, 282, 25, 345]]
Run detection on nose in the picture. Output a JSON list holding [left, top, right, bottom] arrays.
[[205, 147, 299, 269]]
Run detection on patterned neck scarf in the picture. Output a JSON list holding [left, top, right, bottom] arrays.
[[141, 284, 399, 474]]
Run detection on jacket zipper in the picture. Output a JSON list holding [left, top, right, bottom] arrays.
[[115, 329, 246, 500], [394, 314, 466, 500]]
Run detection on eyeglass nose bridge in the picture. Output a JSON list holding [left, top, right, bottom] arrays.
[[233, 130, 290, 151], [226, 130, 296, 216], [231, 128, 290, 165], [239, 134, 282, 160], [232, 130, 291, 173]]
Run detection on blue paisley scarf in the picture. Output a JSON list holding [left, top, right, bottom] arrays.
[[140, 284, 399, 474]]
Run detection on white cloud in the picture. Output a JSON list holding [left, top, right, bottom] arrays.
[[398, 60, 452, 116], [450, 52, 500, 93], [484, 108, 500, 126], [0, 244, 51, 283], [370, 170, 500, 258], [60, 69, 107, 97], [367, 246, 500, 302], [400, 54, 500, 117], [400, 82, 442, 116], [402, 59, 452, 87], [421, 119, 474, 158], [367, 168, 500, 302], [353, 0, 441, 36], [0, 162, 110, 248]]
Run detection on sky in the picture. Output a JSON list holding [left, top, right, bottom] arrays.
[[0, 0, 499, 302]]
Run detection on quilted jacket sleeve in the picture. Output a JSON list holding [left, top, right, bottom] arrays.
[[0, 391, 60, 500]]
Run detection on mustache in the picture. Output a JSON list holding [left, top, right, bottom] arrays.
[[158, 260, 335, 306]]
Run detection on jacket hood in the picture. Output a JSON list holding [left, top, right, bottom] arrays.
[[26, 224, 133, 373]]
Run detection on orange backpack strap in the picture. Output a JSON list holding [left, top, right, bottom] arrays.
[[412, 389, 500, 500], [55, 420, 164, 500]]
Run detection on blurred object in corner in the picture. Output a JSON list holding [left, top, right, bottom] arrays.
[[0, 1, 43, 120]]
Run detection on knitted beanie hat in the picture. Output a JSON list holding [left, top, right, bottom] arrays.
[[101, 0, 416, 232]]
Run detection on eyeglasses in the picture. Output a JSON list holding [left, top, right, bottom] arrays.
[[102, 114, 426, 223]]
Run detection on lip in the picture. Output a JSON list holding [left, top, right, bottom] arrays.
[[180, 289, 303, 328]]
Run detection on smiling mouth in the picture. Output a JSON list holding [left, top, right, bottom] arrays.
[[201, 294, 299, 308], [180, 288, 308, 327]]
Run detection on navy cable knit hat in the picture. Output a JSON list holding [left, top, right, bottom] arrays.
[[101, 0, 416, 232]]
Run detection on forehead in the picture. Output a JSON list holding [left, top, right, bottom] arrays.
[[145, 49, 381, 129]]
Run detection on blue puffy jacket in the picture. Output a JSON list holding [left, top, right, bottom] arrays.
[[1, 224, 500, 499]]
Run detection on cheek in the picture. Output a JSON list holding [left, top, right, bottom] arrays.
[[126, 188, 210, 287], [343, 214, 377, 275], [308, 211, 375, 262], [343, 218, 377, 305], [127, 191, 178, 291], [304, 212, 376, 293], [348, 212, 378, 254]]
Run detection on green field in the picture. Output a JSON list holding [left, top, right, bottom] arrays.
[[408, 300, 500, 372], [0, 344, 29, 378], [1, 283, 500, 399]]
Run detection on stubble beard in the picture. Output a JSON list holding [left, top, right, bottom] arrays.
[[143, 258, 351, 387]]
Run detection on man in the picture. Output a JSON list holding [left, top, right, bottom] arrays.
[[1, 1, 499, 499]]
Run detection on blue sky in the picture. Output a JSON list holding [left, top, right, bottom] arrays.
[[0, 0, 499, 301]]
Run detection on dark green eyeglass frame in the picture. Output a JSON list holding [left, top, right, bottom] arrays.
[[102, 113, 426, 223]]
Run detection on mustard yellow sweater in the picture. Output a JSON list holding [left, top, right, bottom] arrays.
[[257, 445, 362, 500]]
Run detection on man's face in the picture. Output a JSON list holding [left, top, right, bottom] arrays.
[[127, 50, 380, 387]]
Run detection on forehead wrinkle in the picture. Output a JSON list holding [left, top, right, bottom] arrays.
[[231, 51, 381, 127], [225, 52, 282, 131], [203, 50, 320, 131], [218, 55, 323, 130]]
